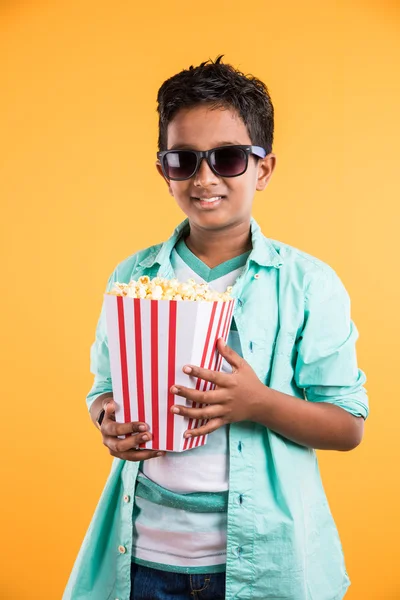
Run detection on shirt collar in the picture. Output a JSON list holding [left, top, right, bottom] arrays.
[[248, 218, 284, 268], [138, 217, 284, 269]]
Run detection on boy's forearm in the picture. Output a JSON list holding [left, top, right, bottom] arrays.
[[89, 392, 114, 427], [251, 386, 364, 451]]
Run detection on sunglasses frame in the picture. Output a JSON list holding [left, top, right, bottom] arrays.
[[157, 145, 267, 181]]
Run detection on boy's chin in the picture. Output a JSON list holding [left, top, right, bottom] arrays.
[[186, 211, 249, 231]]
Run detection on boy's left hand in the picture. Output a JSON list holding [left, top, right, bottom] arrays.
[[170, 338, 265, 438]]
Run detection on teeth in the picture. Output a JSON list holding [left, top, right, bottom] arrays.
[[196, 196, 222, 203]]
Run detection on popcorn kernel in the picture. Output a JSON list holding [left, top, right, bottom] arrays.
[[107, 277, 233, 302]]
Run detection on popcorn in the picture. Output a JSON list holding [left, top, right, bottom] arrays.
[[106, 277, 233, 302], [104, 282, 236, 451]]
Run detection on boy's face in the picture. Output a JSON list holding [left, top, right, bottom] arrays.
[[156, 105, 276, 232]]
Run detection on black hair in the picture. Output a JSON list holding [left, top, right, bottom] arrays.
[[156, 55, 274, 153]]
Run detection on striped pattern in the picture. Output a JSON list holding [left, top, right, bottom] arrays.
[[183, 298, 235, 450], [105, 295, 235, 452]]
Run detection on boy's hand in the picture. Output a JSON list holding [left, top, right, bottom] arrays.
[[170, 338, 264, 439], [100, 401, 166, 461]]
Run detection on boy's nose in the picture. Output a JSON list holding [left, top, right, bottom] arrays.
[[193, 157, 220, 186]]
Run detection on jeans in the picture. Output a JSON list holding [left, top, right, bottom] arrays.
[[130, 562, 226, 600]]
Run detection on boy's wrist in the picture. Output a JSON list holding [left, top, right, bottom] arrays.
[[95, 406, 106, 430], [90, 393, 113, 428], [248, 382, 273, 424]]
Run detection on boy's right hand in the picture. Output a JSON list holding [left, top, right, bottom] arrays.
[[100, 400, 166, 462]]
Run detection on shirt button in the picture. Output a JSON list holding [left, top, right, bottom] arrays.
[[254, 273, 260, 279], [123, 494, 130, 503], [118, 545, 127, 554]]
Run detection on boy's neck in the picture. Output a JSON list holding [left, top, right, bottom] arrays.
[[184, 219, 252, 269]]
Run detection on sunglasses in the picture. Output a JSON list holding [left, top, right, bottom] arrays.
[[157, 145, 267, 181]]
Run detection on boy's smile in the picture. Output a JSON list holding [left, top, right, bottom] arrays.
[[156, 105, 276, 233], [191, 195, 224, 210]]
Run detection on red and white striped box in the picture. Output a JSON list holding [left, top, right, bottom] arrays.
[[104, 295, 235, 452]]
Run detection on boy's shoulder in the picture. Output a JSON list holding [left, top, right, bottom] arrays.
[[108, 242, 164, 285], [268, 236, 335, 273], [266, 235, 346, 299], [107, 219, 188, 285]]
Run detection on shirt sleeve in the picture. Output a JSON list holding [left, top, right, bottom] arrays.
[[294, 266, 369, 420], [86, 270, 117, 413]]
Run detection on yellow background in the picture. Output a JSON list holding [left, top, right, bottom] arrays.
[[1, 1, 399, 598]]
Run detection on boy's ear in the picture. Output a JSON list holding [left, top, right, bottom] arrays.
[[156, 161, 174, 197], [256, 153, 277, 192]]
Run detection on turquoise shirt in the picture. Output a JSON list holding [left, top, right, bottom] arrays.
[[63, 218, 369, 600]]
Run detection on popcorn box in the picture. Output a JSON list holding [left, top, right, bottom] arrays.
[[104, 295, 235, 452]]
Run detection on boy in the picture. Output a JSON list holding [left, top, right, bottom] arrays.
[[63, 56, 368, 600]]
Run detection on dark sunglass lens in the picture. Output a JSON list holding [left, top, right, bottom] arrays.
[[212, 147, 247, 176], [164, 151, 197, 180]]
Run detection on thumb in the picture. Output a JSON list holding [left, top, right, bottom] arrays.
[[217, 337, 242, 370], [104, 399, 115, 416]]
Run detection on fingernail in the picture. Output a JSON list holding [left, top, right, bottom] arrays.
[[141, 434, 149, 441], [171, 407, 180, 414], [156, 451, 165, 456], [183, 366, 192, 374], [138, 424, 147, 432], [171, 386, 179, 394], [184, 432, 191, 439]]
